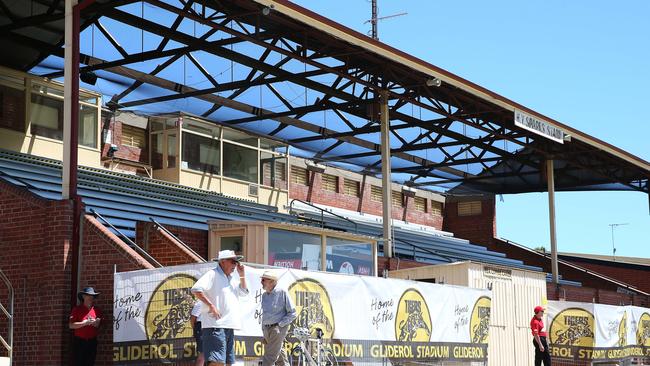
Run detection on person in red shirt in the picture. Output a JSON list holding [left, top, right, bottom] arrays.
[[69, 287, 102, 366], [530, 305, 551, 366]]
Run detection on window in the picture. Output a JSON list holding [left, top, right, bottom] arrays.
[[223, 129, 257, 147], [326, 237, 374, 276], [167, 133, 177, 168], [414, 197, 426, 212], [30, 94, 63, 140], [0, 84, 25, 132], [291, 165, 308, 185], [268, 228, 321, 271], [223, 142, 258, 183], [370, 185, 383, 202], [79, 104, 97, 148], [182, 131, 220, 173], [431, 201, 443, 216], [343, 179, 359, 197], [121, 124, 146, 148], [322, 174, 337, 192], [261, 152, 287, 189], [392, 190, 403, 207], [151, 134, 163, 169], [458, 201, 482, 216]]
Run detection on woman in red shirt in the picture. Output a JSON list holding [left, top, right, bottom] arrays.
[[69, 287, 102, 366], [530, 305, 551, 366]]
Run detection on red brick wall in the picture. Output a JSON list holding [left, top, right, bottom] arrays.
[[0, 180, 73, 365], [442, 199, 497, 245], [79, 215, 155, 366], [136, 222, 208, 262], [290, 173, 443, 229], [558, 256, 650, 294], [547, 283, 650, 307]]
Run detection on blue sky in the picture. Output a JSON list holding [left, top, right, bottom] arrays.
[[288, 0, 650, 257]]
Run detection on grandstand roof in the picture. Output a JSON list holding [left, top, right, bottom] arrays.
[[0, 149, 541, 271], [559, 252, 650, 267], [1, 0, 648, 195]]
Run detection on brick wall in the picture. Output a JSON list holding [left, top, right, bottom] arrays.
[[547, 283, 649, 307], [135, 221, 207, 266], [79, 215, 155, 366], [290, 173, 443, 229], [0, 179, 73, 365], [558, 256, 650, 294], [101, 117, 148, 174], [442, 198, 497, 245]]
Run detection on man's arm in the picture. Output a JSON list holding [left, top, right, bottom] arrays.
[[192, 291, 221, 320], [236, 263, 249, 295]]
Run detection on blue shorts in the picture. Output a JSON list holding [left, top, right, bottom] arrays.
[[202, 328, 235, 364], [193, 321, 202, 353]]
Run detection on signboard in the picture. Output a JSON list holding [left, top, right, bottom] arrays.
[[547, 300, 650, 362], [514, 109, 564, 144], [113, 263, 491, 364]]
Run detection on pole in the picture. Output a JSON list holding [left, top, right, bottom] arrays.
[[380, 90, 392, 258], [371, 0, 378, 40], [547, 159, 559, 284]]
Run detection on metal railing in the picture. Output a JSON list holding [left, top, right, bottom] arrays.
[[0, 269, 13, 365], [90, 209, 162, 267], [289, 199, 358, 233], [149, 218, 206, 263]]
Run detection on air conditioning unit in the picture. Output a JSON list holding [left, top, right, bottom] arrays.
[[248, 184, 259, 197]]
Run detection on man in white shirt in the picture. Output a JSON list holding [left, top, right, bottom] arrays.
[[192, 250, 249, 366]]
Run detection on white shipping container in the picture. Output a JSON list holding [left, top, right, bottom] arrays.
[[389, 261, 547, 366]]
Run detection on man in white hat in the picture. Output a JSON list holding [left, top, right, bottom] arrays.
[[260, 270, 296, 366], [192, 250, 249, 366]]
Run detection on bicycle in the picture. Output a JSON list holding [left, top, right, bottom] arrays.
[[290, 327, 338, 366]]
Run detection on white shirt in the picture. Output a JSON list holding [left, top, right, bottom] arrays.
[[191, 302, 202, 320], [191, 265, 249, 329]]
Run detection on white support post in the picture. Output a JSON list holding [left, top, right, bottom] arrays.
[[547, 159, 559, 284], [380, 90, 393, 258], [62, 0, 76, 199]]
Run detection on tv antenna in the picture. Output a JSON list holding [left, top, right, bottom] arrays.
[[365, 0, 407, 40], [608, 223, 629, 261]]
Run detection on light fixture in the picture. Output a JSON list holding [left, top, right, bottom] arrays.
[[80, 71, 97, 85], [425, 77, 442, 87], [305, 161, 326, 173], [563, 134, 572, 142], [262, 5, 274, 15], [107, 144, 119, 158], [401, 185, 417, 198]]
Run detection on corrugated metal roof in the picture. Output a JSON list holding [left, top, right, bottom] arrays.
[[0, 150, 540, 270]]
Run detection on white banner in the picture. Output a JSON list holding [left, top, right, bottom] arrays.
[[547, 300, 650, 361], [113, 263, 491, 364]]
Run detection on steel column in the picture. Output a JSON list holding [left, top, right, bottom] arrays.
[[380, 90, 393, 258], [547, 159, 559, 284]]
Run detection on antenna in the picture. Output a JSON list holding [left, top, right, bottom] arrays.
[[608, 223, 629, 261], [365, 0, 407, 40]]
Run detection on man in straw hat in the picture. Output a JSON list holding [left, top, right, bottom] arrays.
[[69, 286, 102, 366], [192, 250, 249, 366], [260, 270, 296, 366]]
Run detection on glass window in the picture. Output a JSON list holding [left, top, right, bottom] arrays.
[[167, 133, 177, 168], [268, 228, 321, 271], [414, 197, 426, 212], [260, 137, 285, 150], [151, 133, 163, 169], [326, 237, 373, 276], [260, 152, 287, 189], [221, 236, 243, 253], [30, 93, 63, 140], [223, 128, 257, 147], [291, 165, 308, 185], [322, 174, 337, 192], [0, 84, 26, 132], [370, 185, 382, 202], [150, 120, 164, 132], [184, 120, 218, 136], [182, 132, 220, 174], [343, 179, 359, 197], [223, 142, 258, 183], [79, 104, 97, 148]]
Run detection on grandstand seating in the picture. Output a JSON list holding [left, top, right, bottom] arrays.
[[0, 150, 544, 271]]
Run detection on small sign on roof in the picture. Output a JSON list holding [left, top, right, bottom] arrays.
[[514, 109, 565, 144]]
